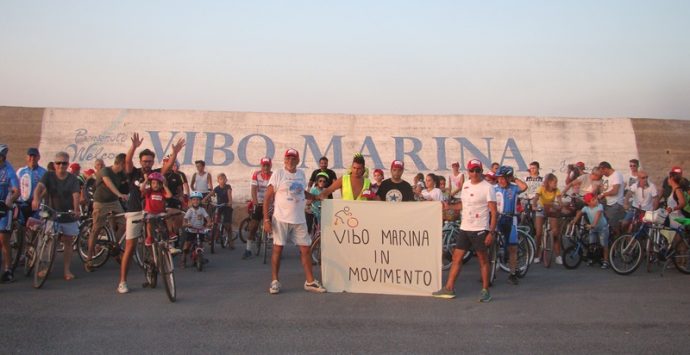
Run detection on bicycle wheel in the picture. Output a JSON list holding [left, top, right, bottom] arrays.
[[562, 245, 582, 269], [237, 217, 249, 243], [609, 235, 642, 275], [500, 231, 533, 278], [158, 247, 176, 302], [77, 220, 109, 266], [143, 246, 157, 289], [134, 237, 146, 270], [209, 227, 216, 254], [310, 237, 321, 265], [488, 242, 498, 286], [441, 228, 456, 271], [9, 224, 25, 273], [262, 231, 270, 264], [672, 236, 690, 274], [23, 229, 39, 277], [33, 233, 57, 289], [255, 225, 263, 257], [645, 238, 655, 273], [560, 223, 578, 251], [219, 225, 229, 249], [195, 251, 203, 272], [542, 232, 553, 268]]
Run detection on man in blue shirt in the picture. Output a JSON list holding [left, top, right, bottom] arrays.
[[493, 166, 528, 285], [16, 147, 47, 222], [0, 144, 20, 282]]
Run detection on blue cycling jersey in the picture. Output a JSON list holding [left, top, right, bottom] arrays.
[[0, 162, 19, 201], [16, 165, 47, 203], [494, 183, 521, 216]]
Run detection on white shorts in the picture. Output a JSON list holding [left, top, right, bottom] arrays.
[[271, 219, 310, 247], [45, 221, 79, 237], [125, 211, 145, 240]]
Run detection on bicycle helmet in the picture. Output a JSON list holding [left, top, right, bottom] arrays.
[[260, 157, 272, 166], [148, 172, 164, 182], [496, 166, 514, 178], [190, 191, 203, 200], [0, 144, 8, 157]]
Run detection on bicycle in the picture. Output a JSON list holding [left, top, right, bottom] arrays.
[[488, 215, 535, 285], [609, 211, 649, 275], [210, 203, 236, 250], [5, 204, 25, 274], [138, 212, 178, 302], [642, 216, 690, 276], [185, 227, 209, 271], [76, 212, 144, 269], [309, 206, 322, 265], [32, 204, 75, 289], [441, 220, 473, 270], [562, 223, 606, 269], [237, 200, 258, 244]]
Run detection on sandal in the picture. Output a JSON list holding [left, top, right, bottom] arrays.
[[64, 273, 76, 281]]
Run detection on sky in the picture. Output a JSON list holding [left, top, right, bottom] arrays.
[[1, 0, 689, 119]]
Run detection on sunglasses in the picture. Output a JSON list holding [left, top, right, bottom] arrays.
[[55, 161, 69, 166], [469, 168, 482, 173]]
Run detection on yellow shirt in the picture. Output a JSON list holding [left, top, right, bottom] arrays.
[[536, 186, 561, 206]]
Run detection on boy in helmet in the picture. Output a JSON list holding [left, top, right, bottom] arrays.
[[494, 166, 528, 284], [182, 191, 211, 267]]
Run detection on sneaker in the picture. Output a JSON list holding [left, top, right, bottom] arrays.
[[479, 288, 492, 303], [168, 234, 178, 242], [242, 250, 252, 259], [601, 261, 610, 269], [555, 256, 563, 265], [432, 287, 456, 299], [1, 270, 14, 283], [508, 274, 519, 285], [304, 280, 327, 293], [587, 259, 594, 266], [533, 257, 541, 264], [117, 282, 130, 294], [145, 235, 153, 247], [269, 280, 281, 294]]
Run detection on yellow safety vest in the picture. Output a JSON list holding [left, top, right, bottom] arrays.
[[342, 175, 371, 200]]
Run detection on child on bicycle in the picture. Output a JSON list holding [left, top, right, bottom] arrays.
[[533, 173, 564, 265], [182, 191, 211, 267], [203, 173, 233, 249], [141, 172, 173, 246], [570, 192, 610, 268]]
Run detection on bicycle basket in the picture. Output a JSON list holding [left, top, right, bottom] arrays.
[[643, 208, 668, 224]]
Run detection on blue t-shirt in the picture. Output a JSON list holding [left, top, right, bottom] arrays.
[[494, 183, 521, 216], [16, 165, 47, 203], [582, 204, 608, 230], [0, 162, 19, 201]]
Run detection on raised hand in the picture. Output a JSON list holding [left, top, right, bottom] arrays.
[[131, 132, 144, 149]]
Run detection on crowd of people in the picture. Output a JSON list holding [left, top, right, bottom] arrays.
[[1, 135, 688, 302]]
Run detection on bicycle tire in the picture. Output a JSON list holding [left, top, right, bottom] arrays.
[[23, 228, 38, 277], [645, 238, 655, 273], [33, 232, 57, 289], [609, 235, 642, 275], [672, 236, 690, 274], [560, 222, 578, 251], [159, 247, 176, 302], [562, 245, 582, 269], [77, 220, 109, 266], [134, 237, 146, 270], [237, 217, 250, 243], [488, 242, 498, 286], [219, 225, 229, 249], [310, 237, 321, 265], [543, 233, 553, 268], [209, 227, 216, 254], [143, 246, 157, 289], [262, 231, 269, 264], [255, 224, 263, 257], [9, 224, 25, 274], [499, 231, 533, 278], [195, 251, 203, 272], [441, 228, 456, 271]]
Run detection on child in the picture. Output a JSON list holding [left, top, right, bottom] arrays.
[[533, 173, 563, 264], [141, 172, 173, 247], [571, 192, 610, 268], [183, 191, 211, 267], [203, 173, 234, 249]]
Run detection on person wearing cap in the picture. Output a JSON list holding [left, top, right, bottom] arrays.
[[319, 153, 371, 201], [371, 168, 384, 195], [16, 147, 47, 224], [244, 156, 273, 259], [597, 161, 626, 238], [448, 162, 465, 201], [493, 166, 528, 284], [565, 162, 586, 186], [661, 166, 689, 208], [117, 132, 184, 294], [85, 153, 129, 272], [570, 192, 610, 268], [434, 159, 497, 302], [484, 170, 497, 185], [375, 160, 415, 202], [308, 156, 337, 196], [0, 144, 20, 282], [621, 169, 659, 233], [263, 148, 326, 294], [31, 151, 80, 281]]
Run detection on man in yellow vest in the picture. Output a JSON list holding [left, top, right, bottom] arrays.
[[319, 154, 372, 200]]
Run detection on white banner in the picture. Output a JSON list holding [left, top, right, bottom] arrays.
[[321, 199, 442, 296]]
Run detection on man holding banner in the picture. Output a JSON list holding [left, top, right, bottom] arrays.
[[375, 160, 415, 202], [263, 148, 326, 295], [434, 159, 497, 302]]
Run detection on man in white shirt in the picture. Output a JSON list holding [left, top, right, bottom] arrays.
[[433, 159, 497, 302], [598, 161, 626, 237], [263, 148, 326, 295]]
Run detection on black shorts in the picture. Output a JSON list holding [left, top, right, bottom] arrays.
[[166, 198, 182, 210], [455, 230, 489, 252], [216, 206, 233, 223], [251, 204, 264, 221]]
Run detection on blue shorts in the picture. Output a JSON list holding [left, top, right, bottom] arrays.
[[0, 213, 11, 232], [498, 216, 519, 245], [588, 226, 609, 247]]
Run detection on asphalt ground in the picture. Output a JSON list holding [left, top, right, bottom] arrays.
[[2, 242, 690, 354]]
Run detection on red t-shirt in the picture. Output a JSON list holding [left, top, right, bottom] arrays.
[[144, 189, 166, 214]]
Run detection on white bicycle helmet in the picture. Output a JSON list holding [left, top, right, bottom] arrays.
[[190, 191, 204, 199]]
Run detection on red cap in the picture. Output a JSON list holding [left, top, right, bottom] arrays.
[[467, 159, 482, 170], [373, 168, 384, 176], [284, 149, 299, 158], [260, 157, 272, 165], [670, 166, 682, 175], [576, 162, 585, 168], [484, 171, 496, 180], [84, 168, 95, 176], [583, 192, 596, 203], [390, 160, 404, 169], [69, 163, 81, 172]]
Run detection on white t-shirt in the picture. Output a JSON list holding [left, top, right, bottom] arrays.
[[460, 180, 496, 231], [630, 182, 658, 211], [602, 170, 625, 206], [449, 172, 464, 199], [522, 175, 543, 199], [185, 206, 209, 229], [421, 188, 444, 201], [268, 168, 307, 224]]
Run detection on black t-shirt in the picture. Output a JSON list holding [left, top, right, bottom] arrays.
[[40, 171, 80, 223], [165, 171, 185, 198], [214, 185, 232, 204], [127, 168, 161, 212], [93, 167, 127, 203], [309, 168, 337, 198], [376, 179, 415, 202]]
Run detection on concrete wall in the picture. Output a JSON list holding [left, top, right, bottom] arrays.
[[0, 106, 44, 165]]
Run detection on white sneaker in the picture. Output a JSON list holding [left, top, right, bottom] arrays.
[[533, 257, 541, 264], [555, 256, 563, 265], [269, 280, 281, 294], [117, 282, 130, 294], [304, 280, 327, 293]]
